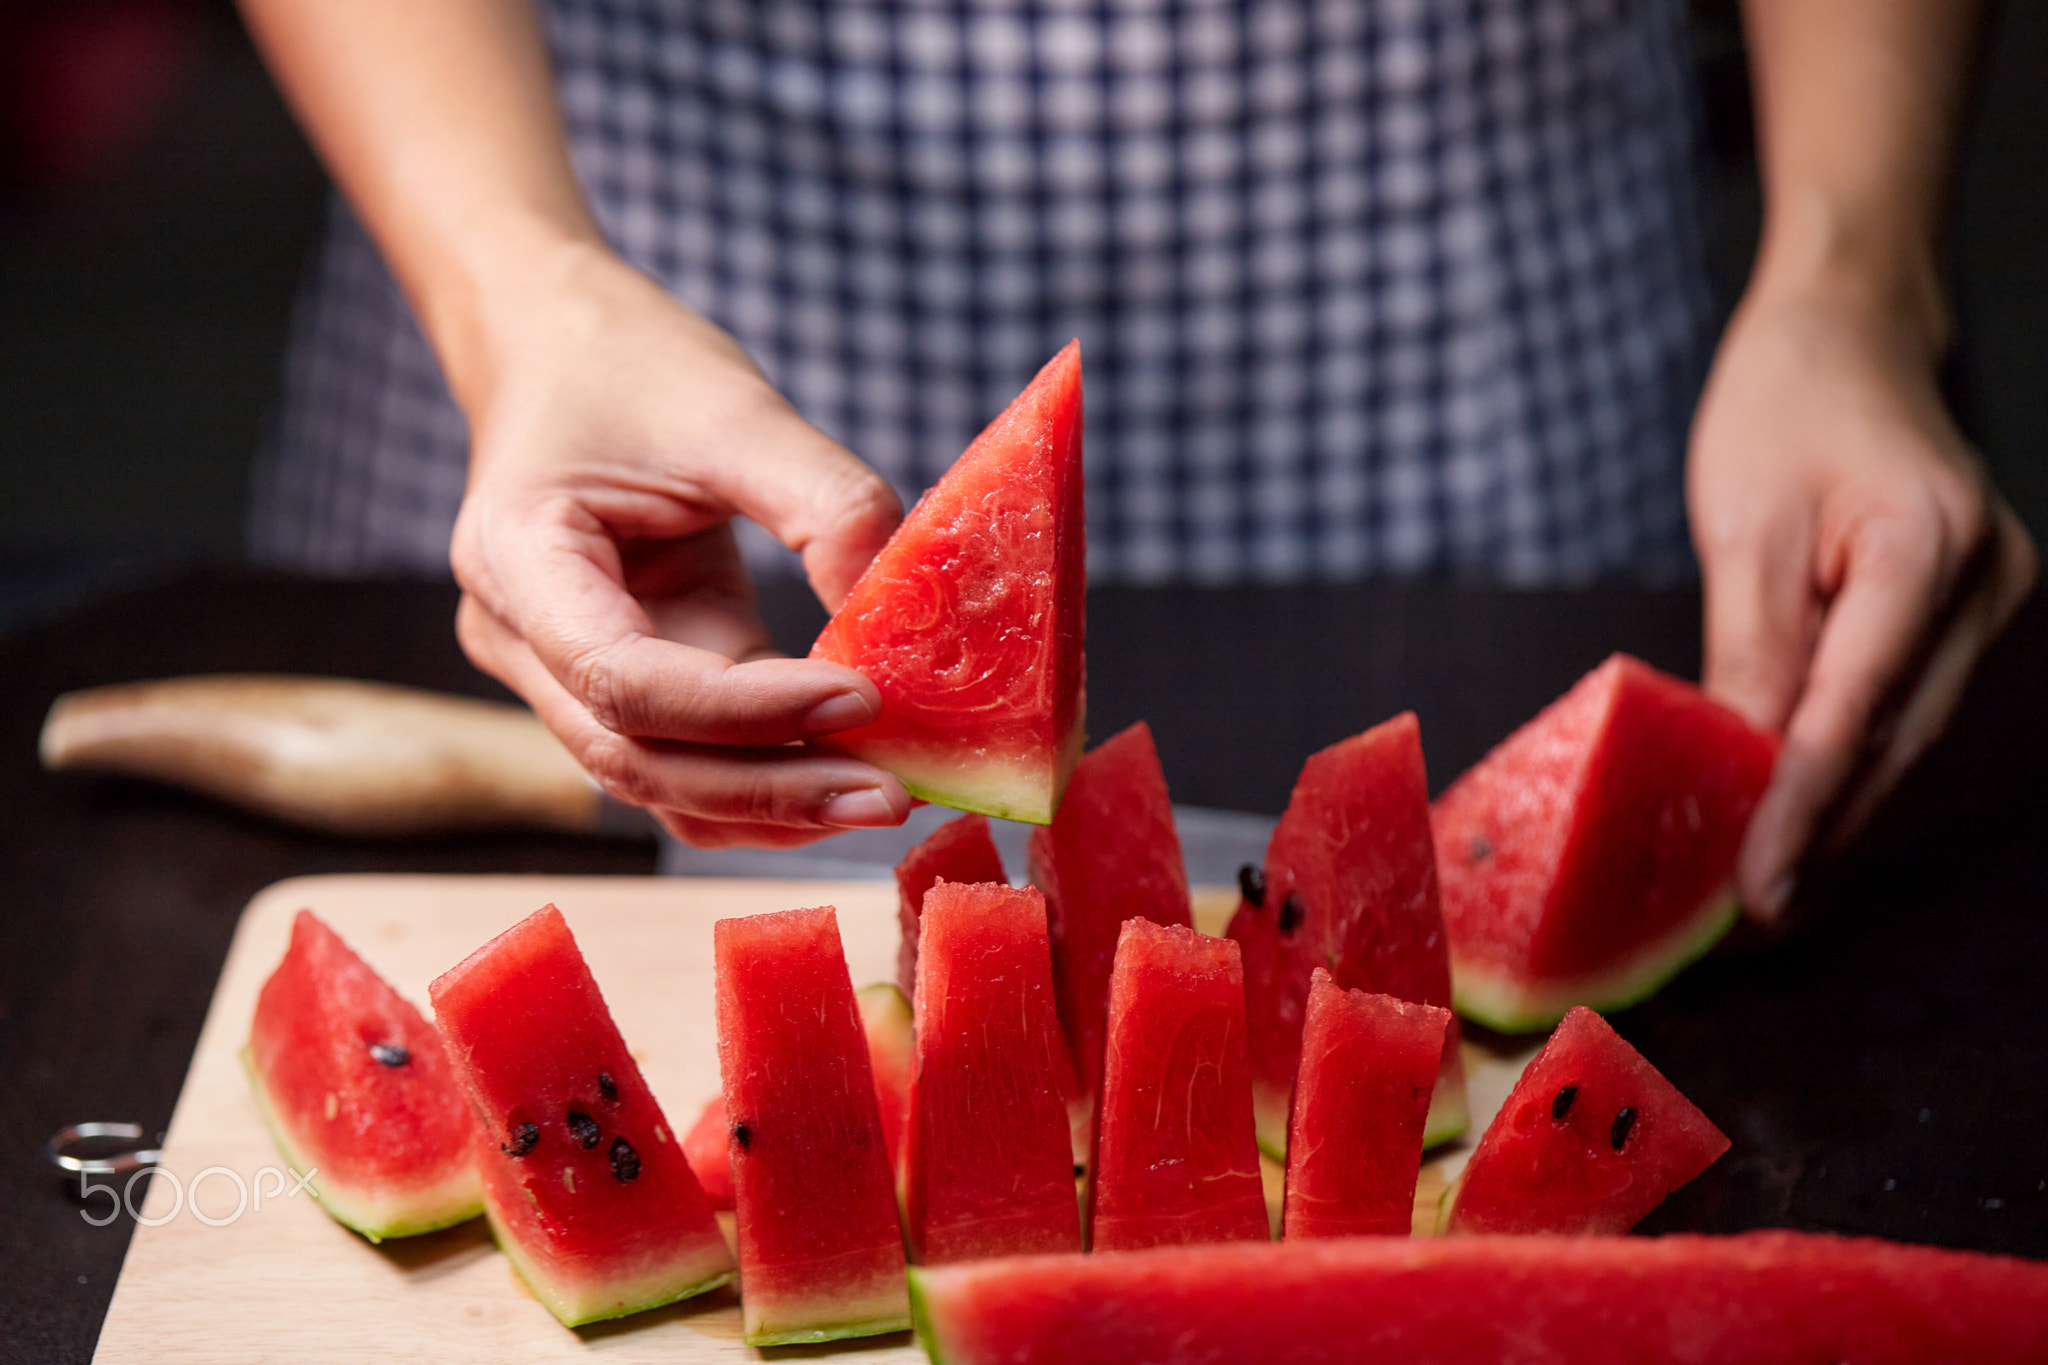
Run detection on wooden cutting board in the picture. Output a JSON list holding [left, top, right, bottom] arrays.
[[94, 874, 1535, 1362]]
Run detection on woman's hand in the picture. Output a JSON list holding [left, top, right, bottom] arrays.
[[1689, 273, 2035, 922], [449, 243, 912, 848]]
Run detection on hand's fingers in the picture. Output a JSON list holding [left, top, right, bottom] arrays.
[[1735, 513, 1952, 922], [1697, 507, 1823, 735], [652, 811, 851, 851], [458, 595, 911, 831], [705, 400, 902, 610], [1822, 501, 2039, 848], [458, 511, 880, 745]]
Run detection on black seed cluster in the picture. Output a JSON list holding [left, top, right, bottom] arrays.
[[1277, 892, 1306, 934], [566, 1110, 602, 1149], [368, 1042, 410, 1067], [1552, 1085, 1578, 1121], [1611, 1107, 1638, 1150], [733, 1121, 753, 1150], [597, 1071, 619, 1103], [1237, 864, 1265, 908], [503, 1121, 539, 1158], [609, 1136, 640, 1183]]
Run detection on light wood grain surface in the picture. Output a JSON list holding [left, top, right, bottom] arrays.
[[95, 875, 1534, 1362]]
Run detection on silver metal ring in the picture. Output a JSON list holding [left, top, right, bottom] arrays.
[[45, 1122, 162, 1176]]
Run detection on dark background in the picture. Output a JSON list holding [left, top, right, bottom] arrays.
[[2, 0, 2046, 630]]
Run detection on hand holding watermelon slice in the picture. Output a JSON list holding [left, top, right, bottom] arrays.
[[441, 253, 915, 849]]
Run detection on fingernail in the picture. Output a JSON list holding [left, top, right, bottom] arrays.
[[804, 691, 877, 734], [1753, 873, 1796, 924], [819, 788, 898, 829]]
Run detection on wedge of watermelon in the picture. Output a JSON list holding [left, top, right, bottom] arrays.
[[1088, 920, 1267, 1253], [858, 980, 915, 1211], [1439, 1006, 1728, 1234], [681, 981, 915, 1221], [907, 882, 1080, 1263], [895, 813, 1007, 999], [1027, 721, 1191, 1126], [811, 342, 1086, 825], [906, 1233, 2048, 1365], [244, 910, 480, 1241], [429, 905, 733, 1326], [714, 906, 910, 1346], [1227, 712, 1467, 1159], [1281, 969, 1448, 1239], [1433, 653, 1778, 1031]]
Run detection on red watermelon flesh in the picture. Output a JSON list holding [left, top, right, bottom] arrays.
[[905, 1232, 2048, 1365], [714, 906, 911, 1346], [1433, 653, 1778, 1031], [1226, 711, 1467, 1159], [1439, 1005, 1728, 1234], [1088, 920, 1268, 1253], [907, 882, 1080, 1264], [681, 1096, 733, 1211], [243, 910, 480, 1241], [1281, 969, 1449, 1239], [857, 980, 915, 1210], [680, 982, 913, 1219], [429, 905, 733, 1326], [811, 341, 1086, 825], [895, 813, 1007, 1000], [1027, 720, 1191, 1125]]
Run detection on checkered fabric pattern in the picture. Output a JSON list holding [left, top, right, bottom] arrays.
[[250, 0, 1712, 585]]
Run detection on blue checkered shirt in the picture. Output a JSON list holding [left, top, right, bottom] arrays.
[[251, 0, 1712, 585]]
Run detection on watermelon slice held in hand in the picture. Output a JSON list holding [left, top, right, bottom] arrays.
[[812, 342, 1086, 825], [1432, 654, 1778, 1032], [1438, 1005, 1729, 1235], [244, 910, 481, 1241]]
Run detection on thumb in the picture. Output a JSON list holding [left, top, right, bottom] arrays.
[[714, 400, 902, 611]]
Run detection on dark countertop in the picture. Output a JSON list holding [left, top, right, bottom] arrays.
[[1, 570, 2043, 1362]]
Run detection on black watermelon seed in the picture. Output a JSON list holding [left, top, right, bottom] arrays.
[[597, 1071, 618, 1103], [1277, 892, 1306, 934], [502, 1121, 539, 1158], [1237, 863, 1265, 908], [1073, 1163, 1086, 1178], [1470, 834, 1494, 862], [1552, 1085, 1578, 1121], [368, 1042, 410, 1067], [733, 1121, 753, 1150], [566, 1110, 602, 1149], [1610, 1107, 1638, 1150], [609, 1136, 640, 1183]]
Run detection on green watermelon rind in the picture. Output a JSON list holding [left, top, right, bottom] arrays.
[[1450, 890, 1741, 1034], [746, 1308, 917, 1350], [239, 1046, 483, 1243], [907, 1268, 950, 1363], [858, 713, 1086, 827], [482, 1196, 736, 1328]]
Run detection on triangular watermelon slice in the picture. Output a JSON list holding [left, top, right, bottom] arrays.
[[1281, 969, 1450, 1239], [1438, 1005, 1729, 1234], [244, 910, 481, 1241], [1227, 712, 1468, 1160], [1432, 654, 1778, 1032], [812, 342, 1086, 825], [894, 813, 1008, 999], [1027, 721, 1191, 1124]]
